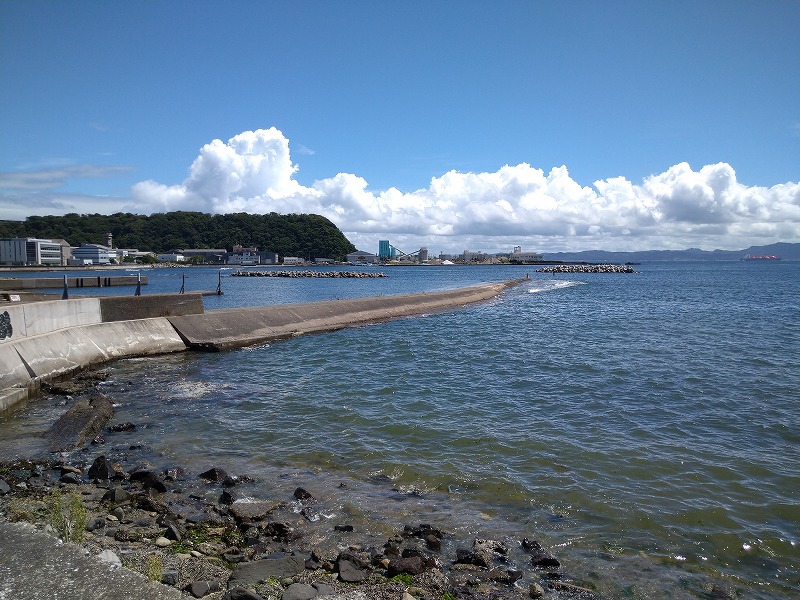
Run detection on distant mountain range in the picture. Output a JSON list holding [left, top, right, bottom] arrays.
[[543, 242, 799, 262]]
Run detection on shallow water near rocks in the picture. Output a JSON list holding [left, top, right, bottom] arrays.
[[2, 262, 799, 598]]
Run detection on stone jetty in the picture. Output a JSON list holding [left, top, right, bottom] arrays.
[[536, 264, 636, 274], [232, 270, 387, 278]]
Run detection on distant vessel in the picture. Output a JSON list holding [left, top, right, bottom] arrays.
[[741, 255, 781, 261]]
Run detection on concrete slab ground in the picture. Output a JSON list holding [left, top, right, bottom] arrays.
[[0, 521, 185, 600]]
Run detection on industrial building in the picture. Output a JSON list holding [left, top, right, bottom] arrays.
[[0, 237, 63, 266]]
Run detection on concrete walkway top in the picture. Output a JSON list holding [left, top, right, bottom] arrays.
[[168, 280, 523, 351]]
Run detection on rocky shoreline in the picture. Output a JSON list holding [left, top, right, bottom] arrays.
[[0, 372, 602, 600]]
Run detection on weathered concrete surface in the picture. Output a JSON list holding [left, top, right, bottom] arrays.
[[0, 275, 146, 289], [11, 318, 187, 380], [99, 293, 204, 322], [169, 280, 522, 351], [0, 521, 186, 600], [0, 298, 102, 343], [44, 392, 114, 451]]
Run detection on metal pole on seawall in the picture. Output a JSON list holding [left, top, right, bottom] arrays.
[[216, 271, 222, 295]]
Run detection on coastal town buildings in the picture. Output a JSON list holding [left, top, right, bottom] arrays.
[[346, 250, 380, 264], [509, 246, 544, 263], [69, 243, 117, 265]]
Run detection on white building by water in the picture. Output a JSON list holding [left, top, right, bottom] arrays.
[[0, 237, 63, 266], [509, 246, 543, 263]]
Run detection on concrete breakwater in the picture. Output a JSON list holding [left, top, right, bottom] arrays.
[[0, 280, 522, 409], [536, 264, 636, 274], [231, 269, 387, 278], [0, 275, 147, 289]]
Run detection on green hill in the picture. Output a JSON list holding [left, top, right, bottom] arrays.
[[0, 212, 357, 260]]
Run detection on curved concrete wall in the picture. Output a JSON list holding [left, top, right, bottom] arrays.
[[168, 280, 521, 351], [0, 280, 523, 411]]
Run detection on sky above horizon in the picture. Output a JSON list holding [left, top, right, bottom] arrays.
[[1, 1, 798, 254]]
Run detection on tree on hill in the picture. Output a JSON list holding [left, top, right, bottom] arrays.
[[0, 212, 357, 260]]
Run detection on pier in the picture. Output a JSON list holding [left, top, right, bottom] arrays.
[[0, 275, 147, 290]]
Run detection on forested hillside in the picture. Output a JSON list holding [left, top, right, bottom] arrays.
[[0, 212, 357, 260]]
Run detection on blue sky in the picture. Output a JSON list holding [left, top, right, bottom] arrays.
[[1, 0, 798, 253]]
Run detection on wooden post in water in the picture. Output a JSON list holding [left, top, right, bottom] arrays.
[[135, 272, 141, 296], [216, 271, 223, 295], [61, 275, 69, 300], [179, 273, 185, 294]]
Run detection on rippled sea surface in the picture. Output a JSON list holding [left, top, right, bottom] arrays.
[[3, 262, 799, 598]]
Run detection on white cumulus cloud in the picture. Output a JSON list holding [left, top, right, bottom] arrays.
[[129, 128, 800, 252]]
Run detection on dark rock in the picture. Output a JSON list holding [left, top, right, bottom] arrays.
[[86, 517, 106, 532], [102, 486, 131, 504], [293, 487, 314, 501], [401, 547, 424, 558], [222, 475, 239, 488], [334, 524, 354, 532], [45, 393, 114, 452], [425, 534, 441, 551], [109, 422, 136, 432], [404, 523, 446, 540], [282, 583, 317, 600], [262, 521, 293, 541], [199, 467, 228, 482], [88, 456, 114, 480], [114, 528, 143, 542], [485, 568, 523, 584], [184, 580, 221, 598], [222, 590, 265, 600], [523, 539, 560, 568], [229, 501, 281, 522], [60, 465, 82, 476], [337, 558, 369, 582], [110, 507, 125, 521], [219, 489, 236, 504], [164, 522, 183, 541], [161, 570, 180, 586], [129, 469, 167, 492], [60, 472, 81, 485], [227, 555, 307, 588], [455, 548, 490, 568], [387, 556, 427, 576], [132, 494, 167, 513]]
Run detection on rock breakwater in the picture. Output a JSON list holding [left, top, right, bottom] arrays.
[[232, 270, 387, 278], [535, 264, 636, 274]]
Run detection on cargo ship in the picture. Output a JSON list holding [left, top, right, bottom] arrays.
[[741, 254, 781, 261]]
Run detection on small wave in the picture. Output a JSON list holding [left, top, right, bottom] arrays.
[[528, 279, 588, 293]]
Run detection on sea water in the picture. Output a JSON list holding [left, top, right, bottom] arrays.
[[1, 262, 798, 598]]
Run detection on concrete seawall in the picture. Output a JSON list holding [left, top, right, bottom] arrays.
[[0, 280, 523, 410], [168, 280, 522, 351]]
